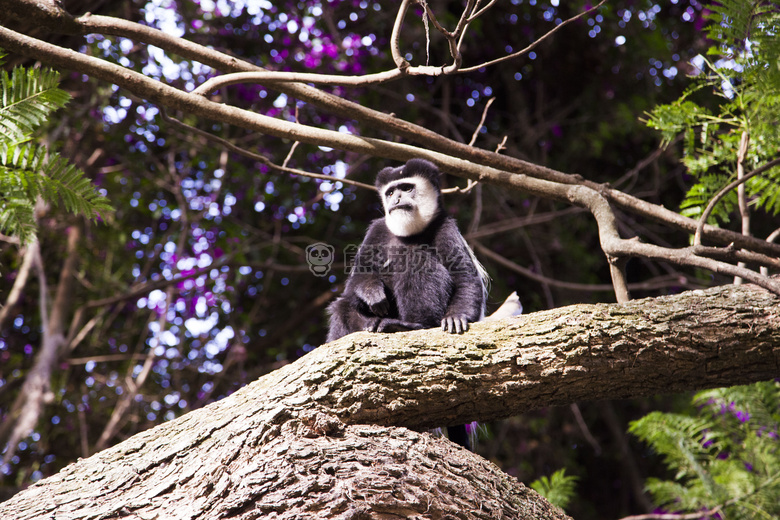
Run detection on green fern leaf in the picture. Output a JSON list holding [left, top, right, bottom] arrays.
[[1, 143, 113, 234], [0, 193, 36, 244], [0, 66, 70, 145], [531, 469, 579, 510]]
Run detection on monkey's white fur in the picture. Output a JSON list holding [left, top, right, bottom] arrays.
[[381, 176, 439, 237]]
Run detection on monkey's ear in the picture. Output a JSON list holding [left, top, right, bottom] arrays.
[[404, 159, 441, 191], [404, 158, 438, 173], [375, 166, 399, 190]]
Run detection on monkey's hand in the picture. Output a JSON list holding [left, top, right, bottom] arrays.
[[442, 315, 470, 334], [356, 282, 390, 317]]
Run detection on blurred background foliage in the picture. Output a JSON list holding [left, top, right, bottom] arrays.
[[1, 0, 777, 518]]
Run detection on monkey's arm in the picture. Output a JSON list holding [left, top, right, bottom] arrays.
[[353, 277, 390, 317], [346, 221, 392, 317], [437, 221, 486, 334]]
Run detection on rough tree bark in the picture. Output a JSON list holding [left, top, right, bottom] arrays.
[[1, 283, 778, 519]]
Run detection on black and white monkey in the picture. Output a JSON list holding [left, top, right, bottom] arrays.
[[327, 158, 489, 342], [326, 159, 489, 450]]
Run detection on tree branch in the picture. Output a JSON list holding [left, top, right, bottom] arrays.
[[0, 241, 35, 330], [1, 226, 79, 464], [7, 5, 778, 259], [694, 155, 780, 246], [459, 0, 608, 73], [2, 22, 779, 297]]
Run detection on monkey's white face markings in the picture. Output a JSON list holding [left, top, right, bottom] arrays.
[[382, 176, 439, 237]]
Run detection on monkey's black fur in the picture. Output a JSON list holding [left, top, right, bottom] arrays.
[[326, 159, 485, 342], [326, 159, 485, 451]]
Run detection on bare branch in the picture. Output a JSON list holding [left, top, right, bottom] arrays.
[[2, 227, 79, 464], [160, 110, 376, 191], [391, 0, 414, 71], [694, 155, 780, 246], [8, 7, 774, 260], [473, 241, 700, 293], [0, 242, 35, 330], [191, 68, 404, 94], [468, 0, 501, 22], [1, 10, 778, 298], [389, 0, 461, 76]]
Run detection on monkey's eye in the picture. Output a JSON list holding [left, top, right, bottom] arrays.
[[397, 183, 415, 192]]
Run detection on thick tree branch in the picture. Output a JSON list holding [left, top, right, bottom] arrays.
[[312, 283, 780, 429], [0, 283, 777, 519]]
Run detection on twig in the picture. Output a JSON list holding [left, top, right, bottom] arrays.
[[694, 155, 780, 246], [420, 0, 431, 65], [0, 233, 21, 244], [620, 507, 725, 520], [469, 97, 495, 147], [612, 135, 682, 191], [735, 131, 751, 285], [571, 403, 601, 455], [761, 226, 780, 276], [472, 241, 701, 293], [159, 110, 375, 191], [0, 242, 35, 330], [418, 0, 475, 64], [460, 0, 608, 73], [442, 97, 496, 194], [495, 135, 507, 154], [618, 471, 780, 520], [468, 0, 500, 22], [467, 207, 585, 239], [283, 107, 301, 169]]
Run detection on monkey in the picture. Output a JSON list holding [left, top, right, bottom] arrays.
[[326, 158, 488, 341], [326, 158, 489, 450]]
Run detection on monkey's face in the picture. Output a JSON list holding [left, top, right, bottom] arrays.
[[381, 176, 439, 237]]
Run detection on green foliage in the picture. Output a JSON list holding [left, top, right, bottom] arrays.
[[644, 1, 780, 225], [531, 468, 579, 510], [0, 51, 112, 242], [630, 382, 780, 518]]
